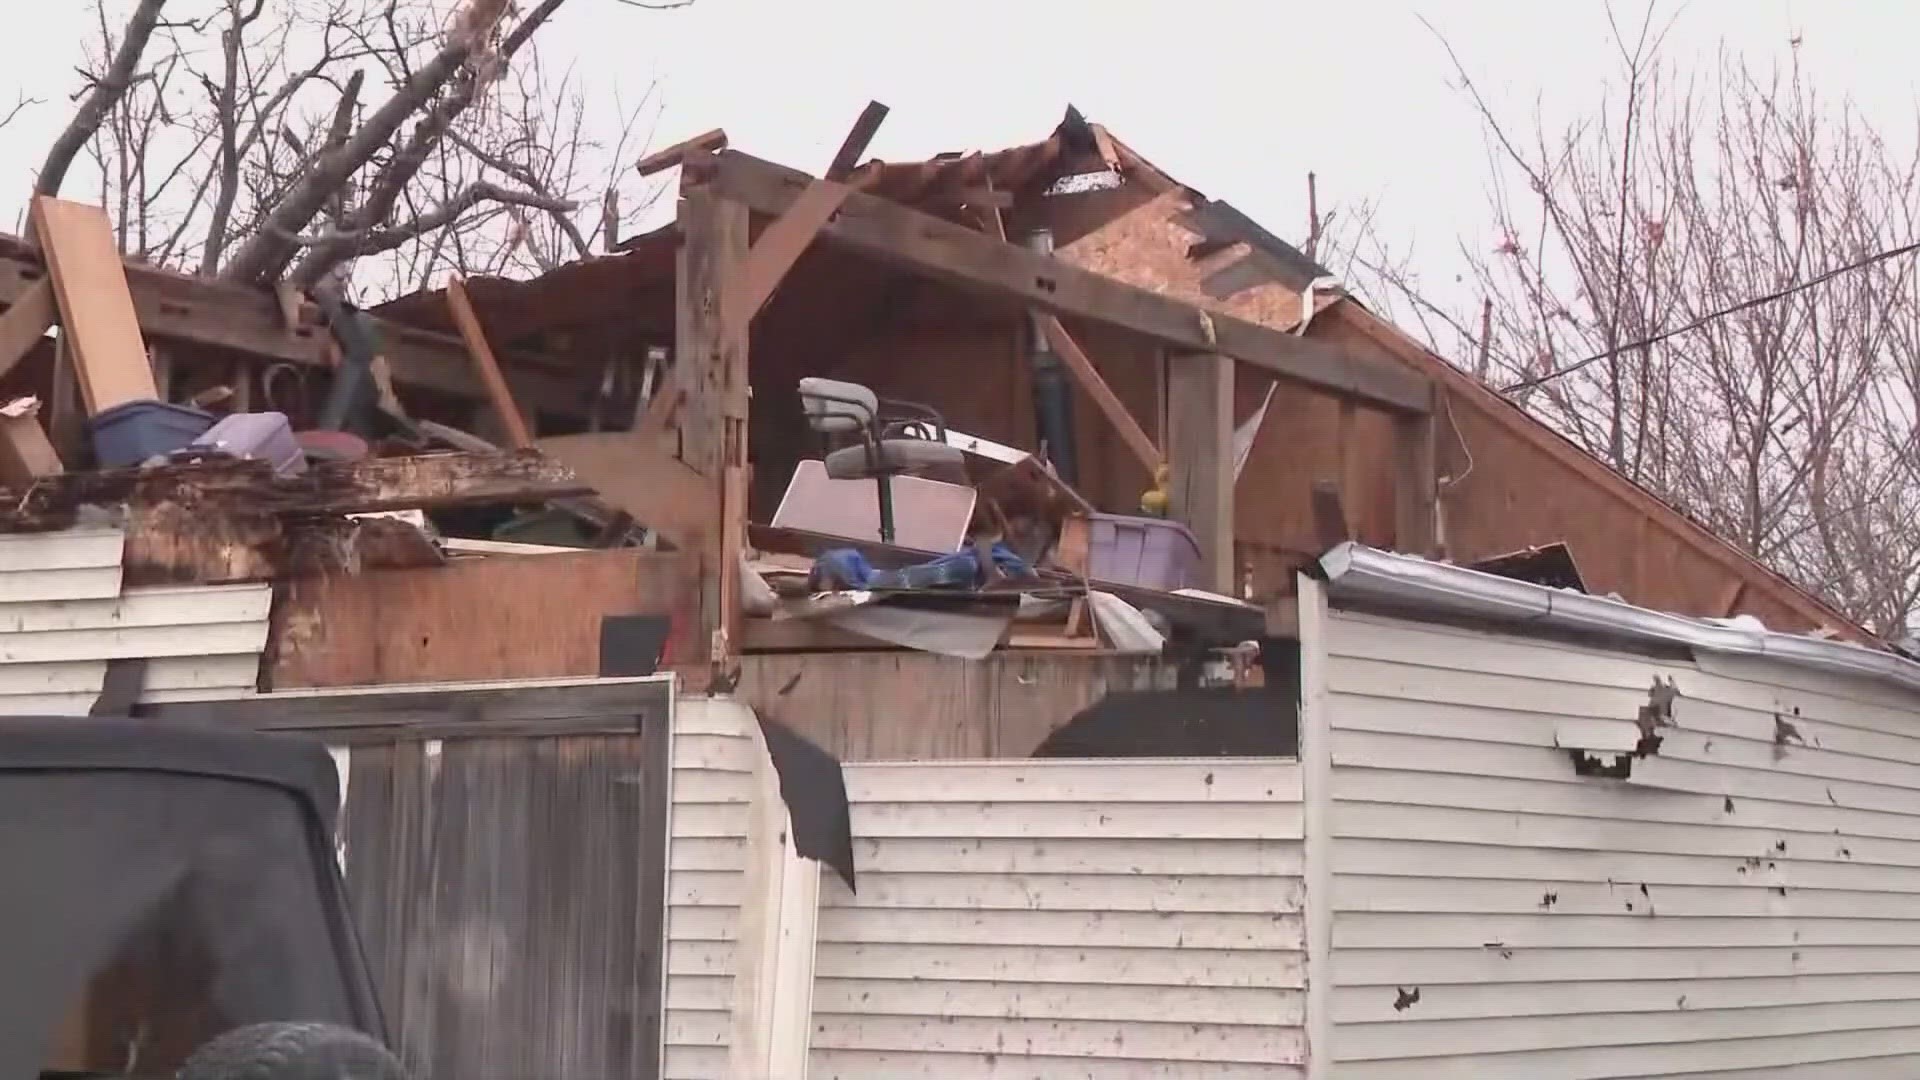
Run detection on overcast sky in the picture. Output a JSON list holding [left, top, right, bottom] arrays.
[[1, 0, 1914, 300]]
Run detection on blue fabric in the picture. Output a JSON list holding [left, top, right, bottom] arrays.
[[810, 542, 1030, 592]]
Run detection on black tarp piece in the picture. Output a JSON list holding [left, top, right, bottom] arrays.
[[752, 715, 856, 893], [599, 615, 671, 678], [0, 717, 383, 1080], [86, 657, 147, 717]]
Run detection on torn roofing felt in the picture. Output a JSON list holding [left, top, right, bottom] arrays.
[[754, 714, 856, 892]]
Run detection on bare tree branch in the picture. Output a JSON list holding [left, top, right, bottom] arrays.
[[39, 0, 170, 197], [283, 0, 569, 288]]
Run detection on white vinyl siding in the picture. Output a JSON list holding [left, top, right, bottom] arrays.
[[809, 757, 1306, 1080], [0, 527, 123, 602], [661, 696, 761, 1080], [0, 527, 269, 713], [1318, 607, 1920, 1078]]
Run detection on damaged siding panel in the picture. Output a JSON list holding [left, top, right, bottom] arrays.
[[1322, 609, 1920, 1076], [661, 698, 760, 1080], [812, 758, 1306, 1079], [0, 527, 124, 602], [0, 583, 270, 713]]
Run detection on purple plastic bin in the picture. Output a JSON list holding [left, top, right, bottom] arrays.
[[1084, 513, 1203, 591], [190, 411, 306, 475]]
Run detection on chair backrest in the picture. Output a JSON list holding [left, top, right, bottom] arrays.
[[798, 377, 878, 436]]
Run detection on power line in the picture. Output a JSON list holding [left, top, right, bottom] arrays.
[[1498, 239, 1920, 394]]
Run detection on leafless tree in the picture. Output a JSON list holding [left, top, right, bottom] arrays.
[[43, 0, 671, 299], [1321, 12, 1920, 635]]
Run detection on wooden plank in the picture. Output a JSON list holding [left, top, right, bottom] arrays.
[[826, 101, 890, 180], [0, 405, 61, 484], [1040, 315, 1163, 473], [676, 189, 750, 662], [0, 276, 54, 380], [148, 673, 671, 728], [445, 277, 534, 448], [1168, 352, 1234, 593], [740, 179, 851, 321], [30, 197, 157, 414], [259, 550, 700, 690], [636, 128, 729, 176], [703, 150, 1430, 414]]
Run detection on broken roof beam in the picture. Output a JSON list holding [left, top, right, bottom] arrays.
[[0, 250, 584, 417], [636, 128, 729, 177], [0, 451, 588, 527], [826, 101, 890, 180], [699, 150, 1431, 414]]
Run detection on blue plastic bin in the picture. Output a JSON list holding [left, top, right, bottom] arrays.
[[89, 399, 216, 468]]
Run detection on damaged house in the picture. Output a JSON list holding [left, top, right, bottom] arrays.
[[4, 104, 1919, 1077]]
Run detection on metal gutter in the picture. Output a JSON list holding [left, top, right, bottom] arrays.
[[1318, 542, 1920, 697]]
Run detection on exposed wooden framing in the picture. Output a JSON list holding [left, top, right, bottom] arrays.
[[1039, 315, 1162, 473], [0, 250, 580, 415], [701, 150, 1430, 414], [30, 197, 157, 414], [1393, 384, 1439, 556], [1166, 352, 1235, 594], [677, 188, 751, 660], [446, 277, 535, 448], [740, 179, 852, 324], [635, 127, 729, 176], [826, 100, 890, 180], [0, 277, 55, 380]]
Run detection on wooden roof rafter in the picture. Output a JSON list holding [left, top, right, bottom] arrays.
[[685, 148, 1432, 415]]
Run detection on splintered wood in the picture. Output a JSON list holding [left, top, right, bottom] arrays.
[[30, 196, 157, 414]]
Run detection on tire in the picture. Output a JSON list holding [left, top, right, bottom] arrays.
[[177, 1021, 406, 1080]]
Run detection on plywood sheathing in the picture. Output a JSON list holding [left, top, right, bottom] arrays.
[[268, 548, 701, 689], [1311, 303, 1867, 641]]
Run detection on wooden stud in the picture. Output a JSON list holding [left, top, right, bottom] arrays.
[[1166, 351, 1235, 594], [0, 277, 55, 381], [30, 196, 158, 414], [1393, 383, 1439, 555], [1717, 576, 1749, 617], [826, 100, 890, 180], [1310, 480, 1351, 550], [1039, 314, 1163, 474], [634, 127, 729, 177], [707, 150, 1431, 414], [739, 179, 852, 324], [676, 188, 751, 661], [445, 277, 534, 448], [46, 332, 84, 465]]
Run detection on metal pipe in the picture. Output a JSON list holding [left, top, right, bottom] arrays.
[[1023, 228, 1079, 484]]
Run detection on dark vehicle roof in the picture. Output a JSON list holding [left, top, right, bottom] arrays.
[[0, 716, 340, 833]]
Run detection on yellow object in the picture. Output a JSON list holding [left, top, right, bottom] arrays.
[[1140, 463, 1171, 516]]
